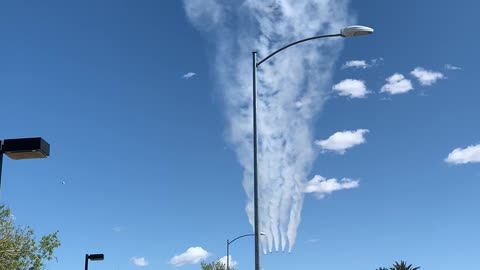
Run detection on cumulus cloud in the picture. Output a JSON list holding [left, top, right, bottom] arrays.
[[218, 256, 237, 268], [130, 257, 148, 267], [380, 73, 413, 95], [169, 247, 210, 267], [445, 144, 480, 165], [341, 58, 383, 69], [342, 60, 368, 69], [315, 129, 369, 154], [444, 64, 462, 70], [332, 79, 369, 98], [410, 67, 444, 86], [182, 72, 196, 79], [304, 175, 359, 199], [183, 0, 354, 253]]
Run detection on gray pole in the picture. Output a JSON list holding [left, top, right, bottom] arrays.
[[0, 140, 3, 193], [226, 239, 230, 270], [0, 151, 3, 193], [85, 254, 89, 270], [252, 51, 260, 270]]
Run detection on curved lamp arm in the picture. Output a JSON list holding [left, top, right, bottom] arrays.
[[228, 233, 255, 244], [256, 34, 341, 67], [256, 25, 374, 67]]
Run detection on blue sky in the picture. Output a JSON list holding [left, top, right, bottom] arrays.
[[0, 1, 479, 270]]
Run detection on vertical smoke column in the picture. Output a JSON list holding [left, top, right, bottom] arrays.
[[183, 0, 353, 252]]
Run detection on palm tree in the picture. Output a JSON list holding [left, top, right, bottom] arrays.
[[376, 268, 388, 270], [389, 260, 420, 270]]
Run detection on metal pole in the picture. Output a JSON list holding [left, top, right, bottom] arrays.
[[252, 51, 260, 270], [0, 151, 3, 194], [85, 254, 88, 270], [226, 239, 230, 270], [0, 140, 3, 193]]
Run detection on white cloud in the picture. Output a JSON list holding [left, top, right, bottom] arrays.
[[130, 257, 148, 267], [341, 58, 383, 69], [183, 0, 224, 30], [305, 238, 320, 243], [410, 67, 444, 86], [342, 60, 368, 69], [315, 129, 369, 154], [380, 73, 413, 95], [182, 72, 196, 79], [445, 144, 480, 165], [218, 256, 237, 268], [169, 247, 210, 267], [332, 79, 369, 98], [304, 175, 359, 199], [370, 57, 384, 66], [444, 64, 462, 70]]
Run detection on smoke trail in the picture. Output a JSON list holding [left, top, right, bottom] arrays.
[[183, 0, 354, 252]]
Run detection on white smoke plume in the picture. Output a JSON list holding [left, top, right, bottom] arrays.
[[182, 0, 354, 252]]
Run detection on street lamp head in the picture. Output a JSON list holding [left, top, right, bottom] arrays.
[[1, 137, 50, 160], [340, 25, 374, 38], [87, 254, 104, 261]]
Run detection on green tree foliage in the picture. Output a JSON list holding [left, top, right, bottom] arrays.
[[389, 261, 420, 270], [376, 260, 420, 270], [0, 204, 61, 270], [200, 260, 234, 270]]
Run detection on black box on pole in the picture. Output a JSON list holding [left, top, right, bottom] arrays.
[[2, 137, 50, 160]]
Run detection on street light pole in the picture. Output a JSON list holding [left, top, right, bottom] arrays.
[[0, 137, 50, 194], [84, 254, 89, 270], [226, 238, 230, 270], [0, 152, 3, 191], [85, 253, 104, 270], [226, 232, 265, 270], [252, 51, 260, 270], [251, 25, 373, 270]]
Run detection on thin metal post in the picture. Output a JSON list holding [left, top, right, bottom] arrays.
[[85, 254, 89, 270], [252, 51, 260, 270], [226, 239, 230, 270], [0, 140, 3, 193], [0, 150, 3, 194]]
